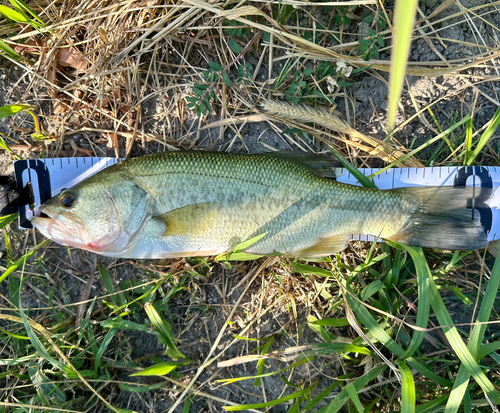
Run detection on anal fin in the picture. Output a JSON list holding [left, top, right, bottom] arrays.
[[294, 234, 350, 257]]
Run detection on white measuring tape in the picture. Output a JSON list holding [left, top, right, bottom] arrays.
[[14, 158, 500, 241]]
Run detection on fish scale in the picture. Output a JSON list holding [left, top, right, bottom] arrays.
[[31, 152, 492, 258]]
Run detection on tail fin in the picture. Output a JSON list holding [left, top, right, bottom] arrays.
[[387, 186, 493, 250]]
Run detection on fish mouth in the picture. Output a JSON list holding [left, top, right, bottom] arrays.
[[31, 208, 85, 247]]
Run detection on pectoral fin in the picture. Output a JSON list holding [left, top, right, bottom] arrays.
[[294, 234, 350, 257], [155, 203, 220, 237]]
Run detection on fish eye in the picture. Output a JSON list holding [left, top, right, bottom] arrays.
[[60, 193, 76, 208]]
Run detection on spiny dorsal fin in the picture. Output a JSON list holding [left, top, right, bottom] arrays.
[[293, 234, 350, 257], [260, 152, 341, 178]]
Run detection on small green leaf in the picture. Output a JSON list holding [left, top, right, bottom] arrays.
[[0, 104, 34, 119], [130, 361, 189, 377], [209, 61, 223, 71], [222, 71, 233, 87], [229, 39, 241, 54]]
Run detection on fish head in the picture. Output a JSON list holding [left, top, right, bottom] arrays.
[[31, 177, 151, 255]]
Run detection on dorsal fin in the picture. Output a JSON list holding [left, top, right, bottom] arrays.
[[260, 152, 341, 178]]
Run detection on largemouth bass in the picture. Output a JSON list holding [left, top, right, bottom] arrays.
[[31, 152, 491, 258]]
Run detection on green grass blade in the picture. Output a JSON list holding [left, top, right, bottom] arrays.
[[415, 394, 449, 413], [182, 395, 194, 413], [215, 232, 267, 261], [342, 280, 404, 358], [415, 249, 500, 403], [329, 147, 378, 189], [102, 318, 151, 333], [399, 361, 415, 413], [94, 328, 117, 370], [464, 117, 473, 164], [118, 382, 164, 393], [0, 39, 24, 61], [0, 4, 29, 22], [223, 383, 316, 411], [344, 382, 364, 413], [297, 262, 451, 387], [0, 213, 17, 228], [254, 336, 274, 387], [216, 357, 310, 385], [10, 0, 45, 25], [19, 295, 67, 372], [369, 116, 470, 178], [274, 53, 304, 89], [98, 264, 126, 307], [477, 341, 500, 361], [387, 0, 418, 131], [309, 318, 350, 327], [387, 244, 430, 358], [144, 302, 185, 360], [302, 378, 344, 411], [445, 241, 500, 412], [466, 105, 500, 165], [319, 365, 387, 413], [130, 361, 189, 377], [0, 239, 49, 284], [395, 243, 499, 407]]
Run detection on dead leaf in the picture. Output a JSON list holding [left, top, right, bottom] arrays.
[[53, 99, 70, 115], [14, 40, 37, 55], [57, 46, 87, 72]]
